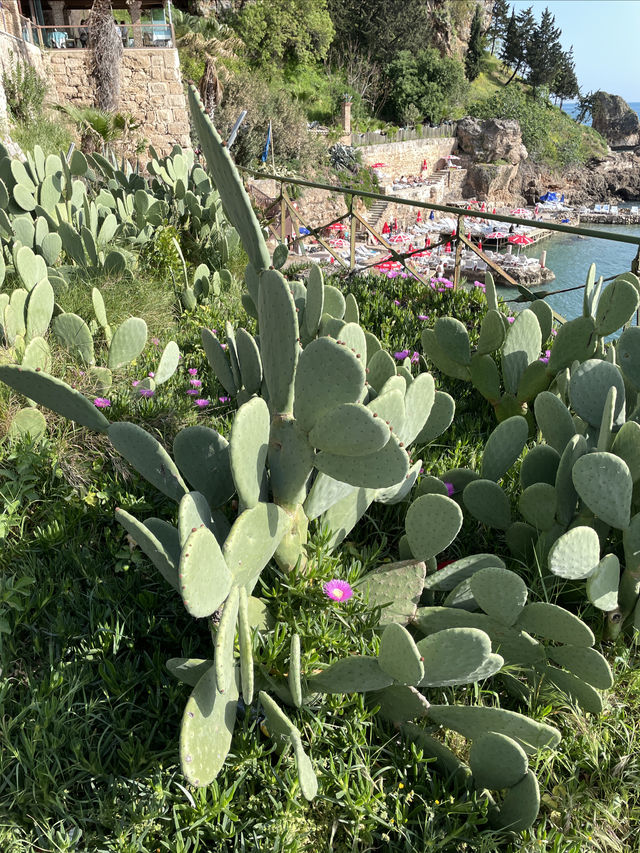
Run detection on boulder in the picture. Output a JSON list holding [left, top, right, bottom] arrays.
[[456, 117, 528, 165], [463, 162, 520, 202], [592, 92, 640, 147]]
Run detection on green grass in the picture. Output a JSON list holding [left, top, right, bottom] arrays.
[[10, 109, 74, 157], [1, 258, 640, 851]]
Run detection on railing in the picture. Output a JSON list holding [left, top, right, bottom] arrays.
[[241, 167, 640, 320], [32, 23, 175, 50], [352, 123, 457, 147]]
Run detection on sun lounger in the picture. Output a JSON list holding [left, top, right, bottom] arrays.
[[594, 204, 602, 213], [631, 206, 639, 215], [602, 204, 610, 213]]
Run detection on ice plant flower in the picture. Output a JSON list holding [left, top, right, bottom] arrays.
[[393, 299, 401, 305], [418, 314, 428, 320], [151, 337, 160, 346], [219, 395, 230, 403], [139, 388, 154, 398], [93, 397, 111, 408], [194, 398, 210, 408], [188, 368, 198, 376], [186, 389, 199, 395], [507, 316, 515, 324], [323, 579, 353, 602], [411, 351, 420, 364], [132, 380, 140, 387], [444, 481, 455, 497], [190, 379, 202, 387], [394, 349, 410, 360], [148, 372, 155, 378]]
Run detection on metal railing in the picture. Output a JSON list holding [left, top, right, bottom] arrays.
[[241, 167, 640, 318], [352, 123, 457, 147], [32, 23, 175, 50]]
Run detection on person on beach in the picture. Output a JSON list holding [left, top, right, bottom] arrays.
[[119, 20, 128, 45], [79, 19, 88, 46]]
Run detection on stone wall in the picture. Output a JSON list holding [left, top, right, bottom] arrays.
[[43, 48, 190, 154], [358, 137, 458, 180]]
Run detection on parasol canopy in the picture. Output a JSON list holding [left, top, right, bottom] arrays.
[[508, 234, 534, 245], [485, 231, 506, 240]]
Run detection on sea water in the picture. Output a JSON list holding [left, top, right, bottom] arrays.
[[496, 223, 640, 322]]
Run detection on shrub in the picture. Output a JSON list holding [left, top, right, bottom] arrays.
[[383, 48, 468, 125], [2, 55, 47, 124]]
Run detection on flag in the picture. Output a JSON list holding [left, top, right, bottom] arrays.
[[261, 121, 272, 163]]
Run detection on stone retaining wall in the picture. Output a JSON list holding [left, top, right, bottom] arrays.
[[43, 48, 190, 154], [0, 30, 46, 155], [358, 137, 458, 178]]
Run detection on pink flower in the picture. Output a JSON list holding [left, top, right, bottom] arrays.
[[188, 368, 198, 376], [552, 328, 558, 336], [418, 314, 428, 321], [194, 398, 210, 408], [151, 337, 160, 346], [393, 299, 401, 305], [394, 349, 410, 360], [94, 397, 111, 408], [139, 388, 154, 398], [219, 395, 230, 403], [411, 351, 420, 364], [190, 379, 202, 387], [148, 372, 155, 378], [443, 481, 455, 497], [132, 380, 140, 387], [186, 389, 199, 395], [210, 328, 217, 334], [507, 317, 515, 324], [323, 579, 353, 602]]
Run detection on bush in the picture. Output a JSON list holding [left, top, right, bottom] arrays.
[[213, 70, 326, 171], [2, 55, 47, 124], [383, 48, 468, 125]]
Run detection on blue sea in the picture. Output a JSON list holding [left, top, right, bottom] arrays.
[[562, 101, 640, 125], [498, 102, 640, 321]]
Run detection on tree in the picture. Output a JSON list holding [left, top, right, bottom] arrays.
[[326, 0, 434, 66], [173, 10, 242, 115], [465, 4, 486, 81], [500, 5, 535, 86], [88, 0, 123, 110], [236, 0, 334, 67], [487, 0, 511, 54], [384, 48, 467, 125], [526, 6, 562, 94], [552, 46, 579, 107]]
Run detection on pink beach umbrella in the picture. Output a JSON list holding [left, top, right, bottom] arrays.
[[508, 233, 535, 254], [510, 208, 532, 218], [486, 231, 506, 240]]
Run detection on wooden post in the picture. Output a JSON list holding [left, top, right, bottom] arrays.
[[349, 200, 356, 271], [280, 184, 286, 246], [453, 214, 463, 290]]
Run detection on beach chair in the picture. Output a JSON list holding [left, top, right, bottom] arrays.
[[594, 204, 602, 213], [602, 204, 610, 213], [631, 206, 639, 215], [611, 205, 619, 215]]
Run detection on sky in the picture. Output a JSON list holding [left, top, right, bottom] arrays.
[[511, 0, 640, 102]]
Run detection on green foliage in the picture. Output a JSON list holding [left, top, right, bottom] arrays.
[[214, 70, 327, 170], [236, 0, 334, 66], [2, 55, 47, 124], [464, 4, 486, 82], [468, 85, 607, 166], [384, 47, 468, 125]]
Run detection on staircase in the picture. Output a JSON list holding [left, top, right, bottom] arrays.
[[367, 198, 390, 231]]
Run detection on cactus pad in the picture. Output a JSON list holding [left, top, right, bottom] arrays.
[[585, 553, 620, 611], [427, 704, 560, 754], [469, 732, 528, 791], [314, 432, 409, 489], [222, 503, 289, 589], [515, 601, 595, 646], [378, 623, 424, 684], [572, 451, 632, 529], [179, 664, 238, 787], [481, 416, 528, 481], [230, 397, 270, 509], [417, 627, 493, 686], [173, 426, 235, 508], [179, 526, 232, 618], [463, 479, 511, 530], [405, 493, 463, 560], [115, 507, 179, 588], [355, 559, 426, 626], [310, 655, 392, 693], [308, 402, 390, 456], [108, 317, 148, 369], [469, 567, 528, 626]]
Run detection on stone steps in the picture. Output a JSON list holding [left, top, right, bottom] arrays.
[[367, 199, 389, 231]]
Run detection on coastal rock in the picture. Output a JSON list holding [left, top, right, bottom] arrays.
[[456, 117, 528, 165], [591, 92, 640, 148], [463, 162, 520, 202]]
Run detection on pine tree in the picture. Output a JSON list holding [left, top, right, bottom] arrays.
[[501, 5, 534, 86], [526, 6, 563, 95], [487, 0, 511, 54], [552, 46, 580, 107], [465, 5, 486, 81]]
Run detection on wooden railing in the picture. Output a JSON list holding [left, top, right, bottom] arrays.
[[352, 123, 457, 147], [239, 168, 640, 324]]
